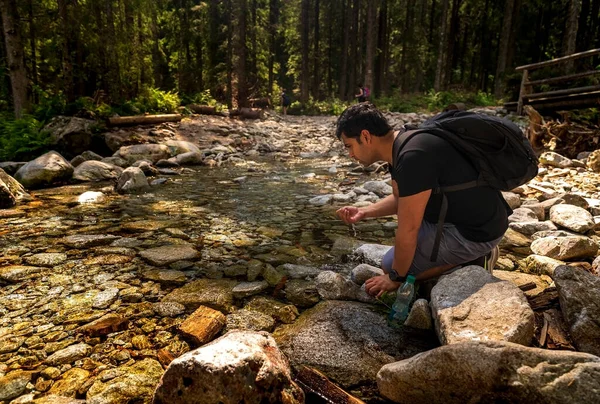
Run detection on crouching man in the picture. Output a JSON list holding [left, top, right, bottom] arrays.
[[335, 103, 509, 297]]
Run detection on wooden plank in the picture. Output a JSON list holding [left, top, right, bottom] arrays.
[[108, 114, 182, 126], [295, 366, 366, 404], [518, 282, 537, 292], [523, 84, 600, 100], [527, 70, 600, 86], [515, 48, 600, 72], [517, 69, 529, 115]]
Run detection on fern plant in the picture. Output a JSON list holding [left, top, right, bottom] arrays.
[[0, 114, 52, 162]]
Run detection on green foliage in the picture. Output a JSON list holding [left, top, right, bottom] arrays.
[[373, 90, 499, 113], [32, 86, 68, 122], [287, 98, 351, 116], [0, 114, 52, 162], [181, 90, 223, 111], [112, 87, 181, 116]]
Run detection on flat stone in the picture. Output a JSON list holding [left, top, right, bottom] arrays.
[[554, 266, 600, 357], [139, 245, 199, 266], [177, 305, 226, 346], [232, 281, 269, 299], [278, 263, 321, 279], [0, 266, 42, 283], [59, 235, 120, 248], [153, 302, 186, 317], [141, 269, 187, 285], [0, 336, 25, 353], [550, 204, 595, 233], [225, 309, 276, 333], [121, 220, 176, 232], [78, 314, 129, 337], [0, 370, 32, 401], [377, 340, 600, 404], [284, 279, 320, 308], [45, 343, 92, 365], [162, 279, 237, 313], [243, 296, 299, 324], [492, 270, 552, 299], [350, 243, 392, 266], [430, 266, 535, 346], [84, 254, 133, 265], [92, 288, 119, 309], [350, 263, 384, 285], [23, 253, 67, 267], [48, 368, 91, 397], [315, 271, 374, 303]]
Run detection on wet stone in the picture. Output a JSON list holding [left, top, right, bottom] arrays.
[[84, 254, 133, 266], [139, 245, 199, 266], [0, 266, 43, 283], [45, 343, 92, 366], [59, 235, 120, 248], [78, 314, 129, 337], [23, 253, 67, 267], [0, 370, 32, 401], [232, 281, 269, 299], [0, 337, 25, 354], [92, 288, 119, 309], [48, 368, 90, 398], [141, 269, 187, 285], [225, 309, 276, 332]]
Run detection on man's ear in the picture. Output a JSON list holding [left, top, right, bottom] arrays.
[[360, 129, 371, 144]]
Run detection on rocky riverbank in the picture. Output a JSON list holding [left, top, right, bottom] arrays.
[[0, 109, 599, 403]]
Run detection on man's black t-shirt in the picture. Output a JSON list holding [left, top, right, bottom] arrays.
[[391, 131, 511, 242]]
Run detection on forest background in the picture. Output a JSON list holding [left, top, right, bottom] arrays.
[[0, 0, 599, 160]]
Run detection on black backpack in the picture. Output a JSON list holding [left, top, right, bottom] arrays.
[[397, 110, 539, 261]]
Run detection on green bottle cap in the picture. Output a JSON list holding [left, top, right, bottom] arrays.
[[407, 275, 416, 283]]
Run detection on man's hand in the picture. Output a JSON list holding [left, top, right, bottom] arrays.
[[364, 274, 401, 298], [336, 206, 366, 224]]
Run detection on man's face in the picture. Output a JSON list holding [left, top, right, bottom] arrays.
[[341, 132, 376, 166]]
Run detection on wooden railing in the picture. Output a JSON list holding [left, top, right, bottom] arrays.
[[515, 48, 600, 114]]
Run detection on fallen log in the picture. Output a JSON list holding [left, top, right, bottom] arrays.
[[188, 104, 218, 115], [295, 366, 366, 404], [230, 107, 264, 120], [108, 114, 182, 127]]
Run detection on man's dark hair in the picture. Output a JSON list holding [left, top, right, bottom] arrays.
[[335, 102, 392, 140]]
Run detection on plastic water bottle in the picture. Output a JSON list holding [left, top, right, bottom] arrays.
[[387, 275, 416, 328]]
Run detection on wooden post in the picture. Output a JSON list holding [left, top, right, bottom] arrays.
[[517, 69, 529, 115]]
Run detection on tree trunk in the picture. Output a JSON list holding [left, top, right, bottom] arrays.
[[27, 0, 37, 102], [428, 0, 436, 45], [478, 0, 490, 91], [400, 0, 415, 92], [365, 0, 376, 96], [300, 0, 309, 102], [58, 0, 74, 102], [339, 0, 351, 99], [576, 0, 589, 52], [563, 0, 582, 72], [446, 0, 461, 82], [375, 0, 388, 96], [268, 0, 279, 95], [494, 0, 516, 99], [236, 0, 248, 107], [505, 0, 521, 70], [226, 0, 233, 109], [312, 0, 320, 99], [348, 0, 359, 100], [434, 0, 449, 91], [0, 0, 28, 118]]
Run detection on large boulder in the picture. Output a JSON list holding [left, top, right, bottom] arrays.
[[164, 140, 201, 155], [73, 160, 123, 182], [377, 340, 600, 404], [430, 266, 534, 346], [273, 300, 438, 388], [113, 144, 170, 164], [14, 151, 74, 189], [0, 168, 30, 208], [44, 116, 97, 157], [153, 331, 304, 404], [554, 266, 600, 357]]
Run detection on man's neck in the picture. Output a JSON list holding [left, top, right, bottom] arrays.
[[379, 130, 400, 164]]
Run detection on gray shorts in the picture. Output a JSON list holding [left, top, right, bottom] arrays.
[[382, 220, 502, 276]]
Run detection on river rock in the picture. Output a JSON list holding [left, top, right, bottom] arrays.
[[350, 263, 384, 285], [162, 279, 237, 313], [509, 220, 557, 236], [404, 299, 433, 330], [78, 314, 129, 337], [0, 161, 26, 175], [232, 281, 269, 299], [73, 161, 123, 182], [501, 191, 521, 209], [153, 302, 186, 317], [86, 358, 163, 404], [0, 370, 32, 401], [243, 296, 299, 324], [0, 168, 30, 208], [164, 140, 201, 155], [48, 368, 91, 397], [225, 309, 276, 332], [45, 343, 92, 365], [59, 234, 120, 248], [273, 300, 437, 388], [153, 331, 304, 404], [308, 195, 332, 206], [283, 279, 320, 308], [549, 204, 594, 233], [14, 151, 74, 189], [114, 144, 171, 164], [430, 266, 534, 346], [92, 288, 119, 309], [315, 271, 374, 303], [530, 236, 598, 261], [585, 149, 600, 173], [539, 151, 573, 168], [116, 167, 149, 193], [518, 254, 566, 277], [377, 340, 600, 404], [0, 265, 43, 283], [178, 305, 226, 346], [23, 253, 67, 267], [172, 152, 203, 165], [278, 263, 321, 279], [350, 243, 392, 266], [554, 266, 600, 357], [362, 180, 393, 197], [44, 116, 96, 157], [140, 245, 199, 266], [508, 207, 539, 223]]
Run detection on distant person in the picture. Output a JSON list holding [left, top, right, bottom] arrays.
[[355, 84, 370, 103], [281, 91, 291, 115]]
